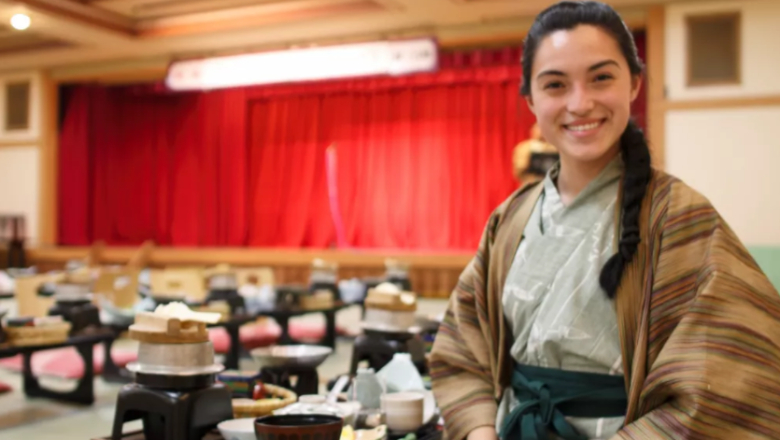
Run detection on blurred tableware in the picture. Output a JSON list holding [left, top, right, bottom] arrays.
[[273, 395, 358, 426], [350, 368, 385, 410], [380, 392, 424, 434], [353, 408, 386, 431], [240, 284, 276, 313], [338, 279, 366, 303], [377, 353, 425, 393], [0, 271, 13, 294], [254, 414, 344, 440], [354, 425, 388, 440], [420, 390, 437, 425], [217, 418, 256, 440], [328, 374, 351, 404], [99, 298, 136, 327], [251, 344, 333, 368]]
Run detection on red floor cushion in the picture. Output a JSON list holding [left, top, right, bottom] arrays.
[[209, 321, 349, 354], [209, 324, 282, 354], [0, 347, 137, 380]]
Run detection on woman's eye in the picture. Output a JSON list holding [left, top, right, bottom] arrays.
[[544, 82, 564, 90], [594, 73, 614, 82]]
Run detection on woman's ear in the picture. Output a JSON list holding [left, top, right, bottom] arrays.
[[525, 95, 537, 116], [630, 74, 643, 103]]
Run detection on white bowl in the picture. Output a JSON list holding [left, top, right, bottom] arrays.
[[217, 418, 256, 440], [381, 392, 424, 433]]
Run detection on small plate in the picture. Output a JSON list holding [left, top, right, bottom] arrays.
[[361, 322, 421, 337]]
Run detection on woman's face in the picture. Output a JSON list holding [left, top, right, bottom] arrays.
[[526, 25, 641, 167]]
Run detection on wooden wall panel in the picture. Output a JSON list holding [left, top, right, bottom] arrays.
[[26, 247, 472, 299]]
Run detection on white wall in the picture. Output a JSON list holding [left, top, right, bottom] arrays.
[[0, 146, 39, 245], [666, 107, 780, 246], [663, 0, 780, 251], [666, 0, 780, 100], [0, 71, 43, 245]]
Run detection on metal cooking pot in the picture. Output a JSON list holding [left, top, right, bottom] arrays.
[[126, 342, 224, 376]]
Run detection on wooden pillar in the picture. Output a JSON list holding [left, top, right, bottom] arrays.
[[646, 5, 666, 170], [38, 72, 59, 246]]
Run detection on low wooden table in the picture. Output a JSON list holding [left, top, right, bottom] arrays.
[[0, 329, 114, 404], [256, 302, 352, 349]]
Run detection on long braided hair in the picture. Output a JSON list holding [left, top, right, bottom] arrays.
[[520, 1, 652, 298]]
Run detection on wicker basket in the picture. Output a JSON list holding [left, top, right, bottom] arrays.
[[231, 383, 297, 419], [5, 322, 72, 347]]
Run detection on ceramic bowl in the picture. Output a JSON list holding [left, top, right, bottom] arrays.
[[380, 392, 424, 433], [217, 418, 256, 440], [254, 414, 343, 440]]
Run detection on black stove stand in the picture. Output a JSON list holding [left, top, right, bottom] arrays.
[[112, 377, 233, 440]]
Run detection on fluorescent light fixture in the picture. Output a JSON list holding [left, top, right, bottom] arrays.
[[166, 38, 438, 91], [10, 14, 30, 31]]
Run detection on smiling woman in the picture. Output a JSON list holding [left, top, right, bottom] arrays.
[[430, 2, 780, 440], [522, 10, 646, 208]]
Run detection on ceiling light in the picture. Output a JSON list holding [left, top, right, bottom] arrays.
[[10, 14, 30, 31], [165, 38, 438, 92]]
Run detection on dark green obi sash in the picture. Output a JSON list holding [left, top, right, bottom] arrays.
[[499, 363, 628, 440]]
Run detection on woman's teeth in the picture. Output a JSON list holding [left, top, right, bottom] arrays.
[[567, 121, 601, 132]]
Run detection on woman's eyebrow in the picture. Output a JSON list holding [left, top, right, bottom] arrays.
[[536, 59, 620, 80]]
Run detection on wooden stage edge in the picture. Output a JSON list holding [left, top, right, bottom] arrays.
[[27, 246, 474, 299]]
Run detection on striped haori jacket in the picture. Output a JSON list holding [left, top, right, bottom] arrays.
[[430, 169, 780, 440]]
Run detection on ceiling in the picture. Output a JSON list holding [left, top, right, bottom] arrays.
[[0, 22, 69, 54], [0, 0, 669, 78]]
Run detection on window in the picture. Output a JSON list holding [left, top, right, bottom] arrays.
[[686, 12, 741, 86], [5, 80, 30, 131]]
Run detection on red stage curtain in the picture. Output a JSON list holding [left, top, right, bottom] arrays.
[[59, 38, 646, 251], [243, 66, 528, 250]]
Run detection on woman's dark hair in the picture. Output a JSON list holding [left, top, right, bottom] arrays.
[[521, 1, 652, 299]]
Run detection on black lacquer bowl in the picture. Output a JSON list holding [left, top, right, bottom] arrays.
[[254, 414, 343, 440]]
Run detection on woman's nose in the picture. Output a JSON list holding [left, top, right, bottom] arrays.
[[566, 85, 595, 115]]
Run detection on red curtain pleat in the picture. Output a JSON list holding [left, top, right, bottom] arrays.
[[57, 41, 645, 251], [58, 87, 92, 245]]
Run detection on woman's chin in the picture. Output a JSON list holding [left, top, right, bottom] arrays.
[[560, 146, 617, 165]]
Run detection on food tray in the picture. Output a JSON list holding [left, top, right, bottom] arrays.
[[5, 322, 71, 347]]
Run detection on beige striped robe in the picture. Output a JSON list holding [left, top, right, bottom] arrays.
[[430, 169, 780, 440]]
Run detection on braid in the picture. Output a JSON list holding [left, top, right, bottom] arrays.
[[599, 120, 652, 298]]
